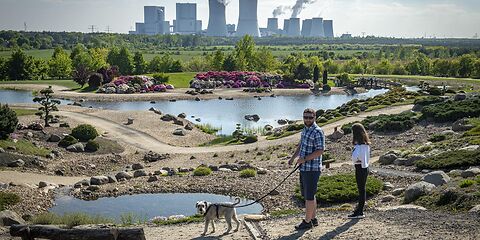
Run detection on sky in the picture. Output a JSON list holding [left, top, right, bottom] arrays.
[[0, 0, 479, 38]]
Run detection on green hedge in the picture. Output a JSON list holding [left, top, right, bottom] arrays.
[[58, 135, 78, 148], [342, 112, 417, 133], [415, 150, 480, 170], [193, 167, 212, 176], [414, 96, 445, 106], [421, 97, 480, 123], [0, 192, 21, 211], [71, 124, 98, 142], [85, 140, 100, 152], [240, 169, 257, 178]]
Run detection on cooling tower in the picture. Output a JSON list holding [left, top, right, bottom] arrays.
[[283, 19, 290, 35], [301, 19, 312, 37], [207, 0, 227, 37], [236, 0, 260, 37], [288, 18, 301, 37], [267, 18, 279, 32], [323, 20, 334, 38], [310, 18, 325, 37]]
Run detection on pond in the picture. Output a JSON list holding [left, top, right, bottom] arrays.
[[0, 88, 416, 134], [49, 193, 263, 222]]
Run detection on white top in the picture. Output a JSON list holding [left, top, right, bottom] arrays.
[[352, 144, 370, 168]]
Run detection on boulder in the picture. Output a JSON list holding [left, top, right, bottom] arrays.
[[405, 154, 426, 166], [178, 168, 190, 173], [90, 176, 109, 185], [161, 114, 176, 122], [422, 171, 450, 187], [245, 114, 260, 122], [383, 182, 395, 190], [454, 93, 467, 101], [0, 147, 4, 153], [381, 195, 396, 202], [379, 153, 398, 165], [28, 122, 43, 131], [59, 123, 70, 128], [257, 168, 268, 175], [133, 170, 148, 178], [173, 119, 184, 126], [66, 143, 85, 152], [264, 125, 273, 131], [132, 163, 144, 170], [107, 176, 117, 183], [173, 128, 187, 136], [154, 170, 169, 176], [392, 188, 405, 196], [115, 171, 133, 181], [144, 151, 169, 162], [277, 119, 288, 125], [208, 165, 219, 171], [7, 159, 25, 167], [184, 122, 194, 131], [148, 176, 159, 182], [469, 205, 480, 213], [393, 158, 408, 166], [452, 118, 474, 132], [38, 181, 55, 188], [87, 185, 100, 191], [328, 130, 344, 141], [459, 145, 479, 151], [404, 181, 436, 203], [177, 113, 186, 119], [0, 210, 25, 226], [461, 167, 480, 178]]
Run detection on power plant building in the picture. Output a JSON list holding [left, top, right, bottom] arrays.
[[323, 20, 334, 38], [131, 6, 167, 35], [174, 3, 202, 34], [236, 0, 260, 37], [207, 0, 227, 37]]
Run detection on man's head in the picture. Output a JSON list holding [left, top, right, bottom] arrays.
[[303, 108, 316, 127]]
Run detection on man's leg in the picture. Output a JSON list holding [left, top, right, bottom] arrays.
[[305, 199, 316, 222]]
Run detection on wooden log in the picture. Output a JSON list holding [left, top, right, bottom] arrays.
[[10, 224, 146, 240]]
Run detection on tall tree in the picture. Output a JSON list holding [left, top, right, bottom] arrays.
[[234, 35, 257, 71], [107, 47, 133, 75], [48, 47, 73, 79], [313, 65, 320, 83], [33, 86, 60, 127], [7, 49, 36, 80], [133, 52, 147, 75], [210, 50, 225, 71]]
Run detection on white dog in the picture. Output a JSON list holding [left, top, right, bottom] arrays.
[[195, 198, 241, 235]]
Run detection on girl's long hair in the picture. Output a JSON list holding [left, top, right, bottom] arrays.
[[352, 123, 371, 145]]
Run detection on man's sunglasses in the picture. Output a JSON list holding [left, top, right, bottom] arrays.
[[303, 116, 315, 120]]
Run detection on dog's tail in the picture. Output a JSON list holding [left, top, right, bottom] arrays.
[[232, 197, 241, 206]]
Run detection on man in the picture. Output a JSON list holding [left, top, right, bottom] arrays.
[[289, 108, 325, 230]]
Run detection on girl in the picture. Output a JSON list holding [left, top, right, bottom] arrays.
[[348, 123, 371, 219]]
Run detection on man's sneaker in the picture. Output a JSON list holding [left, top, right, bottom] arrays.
[[312, 218, 318, 227], [347, 212, 365, 219], [295, 220, 313, 230]]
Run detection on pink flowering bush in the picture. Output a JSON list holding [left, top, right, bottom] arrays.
[[97, 75, 172, 94]]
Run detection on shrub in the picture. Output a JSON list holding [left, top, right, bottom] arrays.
[[323, 85, 331, 92], [427, 87, 443, 96], [459, 180, 475, 188], [0, 192, 21, 211], [85, 140, 100, 152], [243, 135, 258, 144], [428, 134, 447, 142], [88, 73, 103, 88], [415, 150, 480, 170], [341, 122, 359, 134], [421, 97, 480, 123], [414, 96, 445, 106], [296, 174, 383, 203], [363, 112, 417, 132], [32, 212, 113, 229], [58, 135, 79, 147], [0, 104, 18, 140], [193, 167, 212, 176], [317, 117, 328, 123], [286, 124, 304, 131], [152, 73, 170, 84], [240, 169, 257, 178], [71, 124, 98, 142]]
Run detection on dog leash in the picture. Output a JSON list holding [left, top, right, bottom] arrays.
[[231, 163, 301, 208]]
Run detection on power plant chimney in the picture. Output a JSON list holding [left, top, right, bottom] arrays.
[[236, 0, 260, 37], [288, 18, 301, 37], [267, 18, 279, 32], [301, 19, 312, 37], [323, 20, 334, 38], [283, 19, 290, 35], [207, 0, 227, 37], [310, 17, 325, 37]]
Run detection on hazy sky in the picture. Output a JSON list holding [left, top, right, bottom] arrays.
[[0, 0, 479, 38]]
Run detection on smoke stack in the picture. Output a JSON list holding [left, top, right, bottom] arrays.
[[310, 17, 325, 37], [283, 19, 290, 35], [323, 20, 334, 38], [236, 0, 260, 37], [301, 19, 312, 37], [288, 18, 301, 37], [267, 18, 279, 32], [207, 0, 227, 37]]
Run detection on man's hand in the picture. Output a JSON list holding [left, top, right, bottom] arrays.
[[297, 158, 306, 165], [288, 157, 295, 165]]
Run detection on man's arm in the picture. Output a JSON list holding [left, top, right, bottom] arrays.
[[288, 141, 301, 165]]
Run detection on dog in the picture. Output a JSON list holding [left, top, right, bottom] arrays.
[[195, 198, 241, 235]]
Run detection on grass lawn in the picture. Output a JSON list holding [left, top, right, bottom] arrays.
[[0, 79, 80, 89], [0, 139, 51, 157], [343, 74, 480, 86], [12, 108, 37, 116]]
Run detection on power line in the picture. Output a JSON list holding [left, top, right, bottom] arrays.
[[89, 25, 96, 33], [105, 25, 111, 33]]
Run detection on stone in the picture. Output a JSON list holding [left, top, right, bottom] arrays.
[[144, 151, 169, 162], [148, 176, 159, 182], [127, 118, 134, 125], [46, 153, 55, 159], [219, 168, 232, 172], [38, 181, 53, 188], [454, 93, 467, 101], [245, 114, 260, 122], [54, 170, 64, 176], [59, 123, 70, 128], [90, 176, 109, 185], [133, 170, 148, 178], [381, 195, 396, 202], [195, 97, 201, 101], [87, 185, 100, 191], [393, 158, 408, 166], [405, 154, 426, 166], [66, 143, 84, 152], [132, 163, 144, 170], [328, 130, 344, 141], [469, 205, 480, 213], [243, 214, 268, 221], [6, 146, 16, 151], [277, 119, 288, 125], [115, 171, 133, 181], [257, 168, 268, 175], [379, 153, 398, 165], [107, 176, 117, 183], [422, 171, 450, 187], [0, 147, 4, 153], [383, 182, 395, 190], [392, 188, 405, 196], [178, 168, 190, 173], [25, 132, 34, 138], [154, 170, 168, 175], [208, 165, 219, 171], [404, 181, 436, 203], [264, 125, 273, 131], [72, 101, 82, 107], [452, 118, 474, 132], [377, 205, 427, 212], [177, 113, 186, 118], [173, 119, 184, 126], [28, 122, 43, 131], [195, 118, 201, 122], [161, 114, 176, 121], [7, 159, 25, 167], [461, 167, 480, 178], [0, 210, 26, 226], [173, 128, 187, 136], [149, 107, 162, 115], [184, 122, 194, 131], [459, 145, 479, 151]]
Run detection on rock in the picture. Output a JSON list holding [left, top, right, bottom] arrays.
[[54, 170, 65, 176], [90, 176, 109, 185], [133, 170, 148, 178], [87, 185, 100, 191], [264, 125, 273, 131], [25, 132, 34, 138], [208, 165, 219, 171], [404, 181, 436, 203], [66, 143, 85, 152], [195, 97, 201, 101], [469, 205, 480, 213], [461, 167, 480, 178], [177, 113, 186, 119], [144, 151, 169, 162], [148, 176, 159, 182], [132, 163, 144, 170], [115, 171, 133, 181], [381, 195, 396, 202], [173, 128, 187, 136], [392, 188, 405, 196], [6, 146, 16, 151], [72, 101, 82, 107], [28, 122, 43, 131], [59, 123, 70, 128], [154, 170, 168, 176], [0, 210, 26, 226], [459, 145, 479, 151], [0, 147, 4, 153], [127, 118, 134, 125], [195, 118, 201, 122], [383, 182, 395, 190], [277, 119, 288, 125], [38, 181, 54, 188], [452, 118, 474, 132], [219, 168, 232, 172], [328, 130, 344, 141], [393, 158, 408, 166], [149, 107, 162, 115], [178, 168, 189, 173], [46, 153, 55, 159], [245, 114, 260, 122], [454, 93, 467, 101], [7, 159, 25, 167], [161, 114, 176, 121], [422, 171, 450, 187], [377, 205, 427, 212], [107, 176, 117, 183], [379, 153, 398, 165], [173, 119, 184, 126], [184, 122, 194, 130], [405, 154, 426, 166], [225, 97, 234, 100], [244, 214, 268, 221], [257, 168, 268, 175]]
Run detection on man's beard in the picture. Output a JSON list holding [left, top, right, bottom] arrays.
[[304, 121, 313, 127]]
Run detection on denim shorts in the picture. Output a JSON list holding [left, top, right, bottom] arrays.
[[300, 171, 321, 201]]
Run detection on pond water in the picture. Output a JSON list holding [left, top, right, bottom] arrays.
[[49, 193, 263, 222]]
